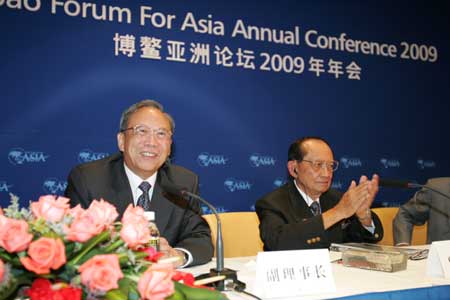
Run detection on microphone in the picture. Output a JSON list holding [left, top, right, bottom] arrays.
[[159, 173, 245, 291], [379, 178, 450, 200], [379, 178, 422, 189]]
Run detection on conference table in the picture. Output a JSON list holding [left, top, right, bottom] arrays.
[[185, 248, 450, 300]]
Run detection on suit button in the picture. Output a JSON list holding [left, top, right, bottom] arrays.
[[311, 238, 317, 243], [374, 233, 379, 238], [316, 237, 321, 242], [307, 239, 312, 244]]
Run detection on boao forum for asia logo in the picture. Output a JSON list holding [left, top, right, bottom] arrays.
[[78, 149, 109, 163], [43, 178, 68, 194], [0, 181, 13, 193], [8, 148, 50, 165], [224, 178, 252, 192], [380, 158, 401, 168], [249, 153, 276, 167], [197, 152, 229, 167], [273, 178, 287, 188], [417, 159, 436, 170], [339, 156, 362, 168]]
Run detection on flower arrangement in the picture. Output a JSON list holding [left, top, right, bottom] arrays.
[[0, 194, 226, 300]]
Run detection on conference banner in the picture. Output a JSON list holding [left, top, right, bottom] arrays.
[[1, 1, 449, 211]]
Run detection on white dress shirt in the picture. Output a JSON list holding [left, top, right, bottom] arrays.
[[123, 163, 192, 267]]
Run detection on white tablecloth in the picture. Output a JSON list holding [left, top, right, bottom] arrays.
[[184, 248, 450, 300]]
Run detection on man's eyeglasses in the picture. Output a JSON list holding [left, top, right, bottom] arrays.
[[121, 124, 172, 141], [300, 160, 339, 172]]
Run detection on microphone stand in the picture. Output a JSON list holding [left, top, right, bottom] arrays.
[[183, 191, 246, 291]]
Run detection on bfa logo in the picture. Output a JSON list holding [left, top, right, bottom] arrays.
[[417, 159, 436, 170], [331, 181, 343, 189], [0, 181, 13, 192], [43, 178, 68, 194], [380, 158, 400, 168], [8, 148, 50, 165], [224, 178, 252, 192], [197, 152, 228, 167], [78, 149, 109, 163], [249, 153, 276, 167], [201, 206, 228, 214], [340, 156, 362, 168], [273, 178, 287, 188]]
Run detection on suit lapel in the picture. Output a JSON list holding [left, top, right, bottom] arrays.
[[109, 155, 134, 216], [149, 172, 172, 234], [287, 181, 313, 221]]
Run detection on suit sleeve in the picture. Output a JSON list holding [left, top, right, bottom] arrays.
[[174, 174, 214, 266], [393, 188, 431, 245], [64, 167, 92, 209], [345, 211, 383, 243], [256, 200, 328, 250]]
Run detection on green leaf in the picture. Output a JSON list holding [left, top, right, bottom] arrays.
[[171, 281, 228, 300], [0, 273, 33, 300], [105, 289, 128, 300], [67, 230, 110, 266]]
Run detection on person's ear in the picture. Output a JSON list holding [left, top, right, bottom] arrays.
[[287, 161, 298, 178], [117, 132, 125, 152]]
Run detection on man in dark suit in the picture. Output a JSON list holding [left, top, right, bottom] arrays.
[[394, 177, 450, 245], [256, 137, 383, 250], [65, 100, 213, 267]]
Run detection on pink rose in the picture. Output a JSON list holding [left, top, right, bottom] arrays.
[[86, 199, 118, 226], [20, 237, 66, 275], [31, 195, 70, 222], [68, 204, 85, 219], [0, 215, 33, 253], [120, 218, 151, 250], [79, 254, 123, 293], [66, 211, 105, 243], [138, 263, 175, 300], [66, 199, 118, 243], [121, 204, 146, 223], [0, 259, 4, 283]]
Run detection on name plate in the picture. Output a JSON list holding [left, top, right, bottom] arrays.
[[255, 249, 335, 298], [426, 240, 450, 279]]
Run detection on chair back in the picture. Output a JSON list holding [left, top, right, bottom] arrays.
[[203, 212, 264, 257], [372, 207, 427, 246]]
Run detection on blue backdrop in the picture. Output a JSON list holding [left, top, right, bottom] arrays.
[[1, 0, 449, 212]]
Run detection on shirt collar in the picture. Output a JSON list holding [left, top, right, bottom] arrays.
[[124, 163, 157, 205], [293, 179, 320, 207]]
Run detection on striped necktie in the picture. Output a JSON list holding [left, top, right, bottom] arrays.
[[310, 201, 321, 216], [137, 181, 151, 211]]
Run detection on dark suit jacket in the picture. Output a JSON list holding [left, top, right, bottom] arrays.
[[255, 181, 383, 250], [64, 152, 213, 266], [394, 177, 450, 244]]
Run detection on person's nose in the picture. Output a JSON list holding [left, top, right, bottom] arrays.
[[319, 165, 332, 177], [143, 130, 159, 146]]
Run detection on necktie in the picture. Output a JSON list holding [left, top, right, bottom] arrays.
[[310, 201, 321, 216], [137, 181, 151, 211]]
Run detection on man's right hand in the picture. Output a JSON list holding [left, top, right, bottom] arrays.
[[322, 177, 371, 229]]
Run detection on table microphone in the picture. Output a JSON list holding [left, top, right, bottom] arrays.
[[159, 173, 246, 291], [379, 178, 450, 200]]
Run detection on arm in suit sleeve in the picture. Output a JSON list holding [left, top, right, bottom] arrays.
[[64, 167, 92, 209], [173, 175, 214, 266], [345, 211, 383, 243], [256, 200, 328, 250], [256, 187, 383, 250], [393, 188, 431, 245]]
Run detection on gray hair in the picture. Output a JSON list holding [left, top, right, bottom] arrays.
[[119, 99, 175, 133]]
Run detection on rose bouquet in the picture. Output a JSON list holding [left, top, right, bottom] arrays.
[[0, 194, 226, 300]]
